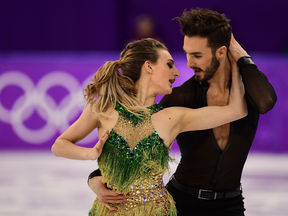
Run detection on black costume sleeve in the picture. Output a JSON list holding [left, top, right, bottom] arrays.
[[238, 56, 277, 114], [87, 169, 102, 184]]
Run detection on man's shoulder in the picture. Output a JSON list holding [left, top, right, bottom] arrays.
[[160, 76, 200, 108], [173, 76, 197, 91]]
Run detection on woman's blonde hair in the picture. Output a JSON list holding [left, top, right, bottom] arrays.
[[83, 38, 168, 117]]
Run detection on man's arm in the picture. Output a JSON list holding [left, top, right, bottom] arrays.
[[88, 170, 128, 210], [229, 34, 277, 114], [88, 169, 102, 182]]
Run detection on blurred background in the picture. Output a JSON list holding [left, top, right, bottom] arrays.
[[0, 0, 288, 215]]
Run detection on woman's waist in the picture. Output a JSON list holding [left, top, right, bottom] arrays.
[[107, 173, 171, 212], [107, 172, 165, 193]]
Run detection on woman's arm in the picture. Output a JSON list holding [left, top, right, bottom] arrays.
[[51, 105, 108, 160], [171, 53, 247, 136]]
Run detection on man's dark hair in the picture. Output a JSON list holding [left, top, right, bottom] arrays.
[[173, 8, 232, 54]]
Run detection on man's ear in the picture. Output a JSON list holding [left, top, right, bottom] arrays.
[[143, 60, 153, 74], [216, 46, 227, 59]]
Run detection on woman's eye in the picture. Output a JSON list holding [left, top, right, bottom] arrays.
[[195, 55, 201, 58], [167, 63, 173, 69]]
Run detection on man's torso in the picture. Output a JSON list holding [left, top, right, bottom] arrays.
[[160, 76, 259, 190]]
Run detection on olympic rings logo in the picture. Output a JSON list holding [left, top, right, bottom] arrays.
[[0, 71, 98, 145]]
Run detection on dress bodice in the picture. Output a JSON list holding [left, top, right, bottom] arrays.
[[90, 103, 176, 216], [97, 103, 171, 193]]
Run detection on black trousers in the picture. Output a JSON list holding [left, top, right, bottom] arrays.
[[166, 180, 246, 216]]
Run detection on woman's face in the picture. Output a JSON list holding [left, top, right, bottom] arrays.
[[150, 49, 180, 95]]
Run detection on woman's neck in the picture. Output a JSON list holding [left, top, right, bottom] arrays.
[[138, 94, 156, 107], [135, 82, 156, 107]]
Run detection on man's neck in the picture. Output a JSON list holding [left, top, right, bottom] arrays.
[[207, 59, 231, 94]]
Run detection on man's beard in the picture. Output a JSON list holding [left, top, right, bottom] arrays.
[[194, 55, 220, 82]]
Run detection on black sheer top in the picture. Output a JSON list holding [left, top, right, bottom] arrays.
[[159, 58, 277, 190]]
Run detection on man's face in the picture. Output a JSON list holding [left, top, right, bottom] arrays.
[[183, 36, 219, 82]]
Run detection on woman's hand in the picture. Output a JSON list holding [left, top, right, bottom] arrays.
[[229, 33, 250, 61], [87, 130, 109, 160]]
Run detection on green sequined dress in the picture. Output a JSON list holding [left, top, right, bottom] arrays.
[[89, 103, 177, 216]]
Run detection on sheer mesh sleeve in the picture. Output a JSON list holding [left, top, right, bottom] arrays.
[[87, 169, 102, 184], [239, 58, 277, 114]]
